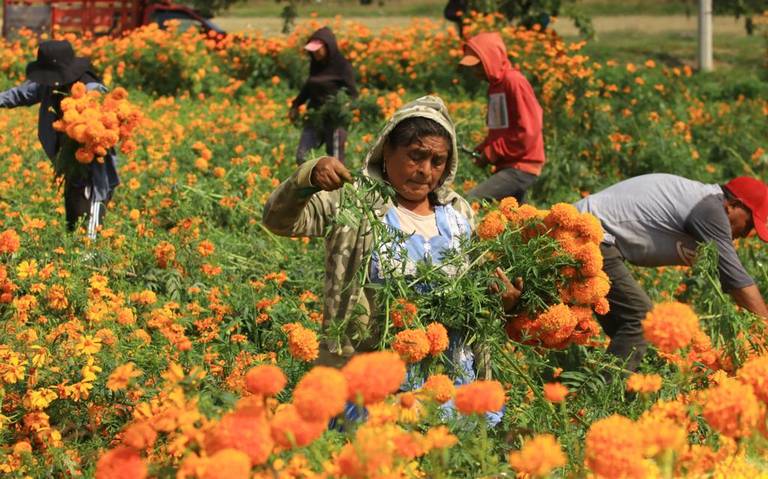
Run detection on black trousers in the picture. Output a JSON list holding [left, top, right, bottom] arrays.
[[64, 182, 108, 237], [597, 244, 652, 371], [296, 125, 348, 164], [467, 167, 538, 203]]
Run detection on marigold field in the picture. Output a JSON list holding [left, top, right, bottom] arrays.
[[1, 13, 768, 479]]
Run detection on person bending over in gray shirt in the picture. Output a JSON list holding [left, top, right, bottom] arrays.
[[575, 173, 768, 371]]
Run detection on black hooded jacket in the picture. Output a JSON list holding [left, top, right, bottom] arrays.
[[291, 27, 358, 111]]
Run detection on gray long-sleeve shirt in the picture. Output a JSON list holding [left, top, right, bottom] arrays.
[[575, 173, 754, 291], [0, 80, 119, 201]]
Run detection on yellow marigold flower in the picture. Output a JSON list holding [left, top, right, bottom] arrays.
[[425, 322, 449, 356], [543, 383, 569, 403], [643, 302, 701, 353], [281, 323, 319, 362], [107, 362, 142, 391], [392, 328, 431, 363], [477, 210, 508, 240], [293, 366, 347, 422], [508, 434, 566, 477], [421, 374, 455, 403], [343, 351, 406, 405], [626, 373, 662, 394], [455, 380, 505, 415], [22, 388, 58, 410], [701, 376, 762, 439], [245, 364, 286, 397], [16, 259, 38, 279], [736, 354, 768, 403], [75, 334, 102, 356], [585, 414, 648, 479]]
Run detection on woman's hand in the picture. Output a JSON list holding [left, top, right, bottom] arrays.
[[490, 267, 523, 313], [310, 156, 353, 191]]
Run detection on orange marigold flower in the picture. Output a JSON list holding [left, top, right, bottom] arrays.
[[544, 203, 581, 231], [701, 376, 762, 439], [106, 362, 142, 391], [0, 229, 20, 254], [270, 404, 326, 449], [201, 449, 252, 479], [498, 196, 519, 220], [421, 374, 455, 403], [282, 323, 319, 362], [455, 380, 505, 415], [425, 322, 449, 356], [392, 328, 431, 363], [736, 355, 768, 403], [643, 302, 700, 353], [543, 383, 569, 403], [205, 411, 273, 465], [626, 373, 662, 394], [153, 241, 176, 269], [393, 430, 429, 459], [508, 434, 566, 477], [95, 446, 147, 479], [585, 415, 648, 479], [390, 298, 417, 328], [197, 240, 215, 257], [567, 272, 610, 306], [343, 351, 406, 405], [477, 211, 508, 240], [293, 366, 348, 422], [244, 364, 286, 397], [536, 303, 577, 346], [122, 421, 157, 450], [573, 242, 604, 277]]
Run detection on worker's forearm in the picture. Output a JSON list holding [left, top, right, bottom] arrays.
[[730, 284, 768, 319]]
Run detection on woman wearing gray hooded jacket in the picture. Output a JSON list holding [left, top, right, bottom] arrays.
[[264, 96, 520, 403]]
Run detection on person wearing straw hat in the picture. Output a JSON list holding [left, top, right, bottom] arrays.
[[0, 40, 119, 238], [575, 173, 768, 371], [458, 31, 545, 204], [289, 27, 358, 165]]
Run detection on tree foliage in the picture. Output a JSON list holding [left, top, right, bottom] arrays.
[[159, 0, 246, 18]]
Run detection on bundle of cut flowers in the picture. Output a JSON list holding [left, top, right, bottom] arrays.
[[52, 81, 142, 165], [486, 199, 609, 349]]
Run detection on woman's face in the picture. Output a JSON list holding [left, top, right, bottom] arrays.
[[310, 44, 328, 62], [383, 135, 450, 203]]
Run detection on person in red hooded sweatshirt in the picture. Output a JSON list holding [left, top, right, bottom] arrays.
[[459, 32, 545, 203]]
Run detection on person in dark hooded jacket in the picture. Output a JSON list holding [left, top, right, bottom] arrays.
[[0, 40, 119, 239], [289, 27, 358, 164], [459, 32, 545, 204]]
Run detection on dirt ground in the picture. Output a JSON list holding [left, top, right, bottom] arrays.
[[213, 15, 748, 37]]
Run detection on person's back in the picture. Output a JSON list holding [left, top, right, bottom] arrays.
[[575, 174, 722, 267]]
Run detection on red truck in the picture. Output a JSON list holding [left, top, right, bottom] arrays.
[[2, 0, 225, 38]]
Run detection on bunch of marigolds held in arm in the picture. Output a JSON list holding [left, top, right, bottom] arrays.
[[52, 82, 143, 164]]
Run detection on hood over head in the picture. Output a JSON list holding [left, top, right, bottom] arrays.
[[363, 95, 460, 205], [305, 27, 357, 95], [464, 32, 511, 84]]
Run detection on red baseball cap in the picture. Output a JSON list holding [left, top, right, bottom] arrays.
[[724, 176, 768, 241]]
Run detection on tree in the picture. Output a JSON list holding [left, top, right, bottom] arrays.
[[467, 0, 593, 37], [161, 0, 246, 19]]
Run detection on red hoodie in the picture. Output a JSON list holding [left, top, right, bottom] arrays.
[[467, 32, 546, 175]]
